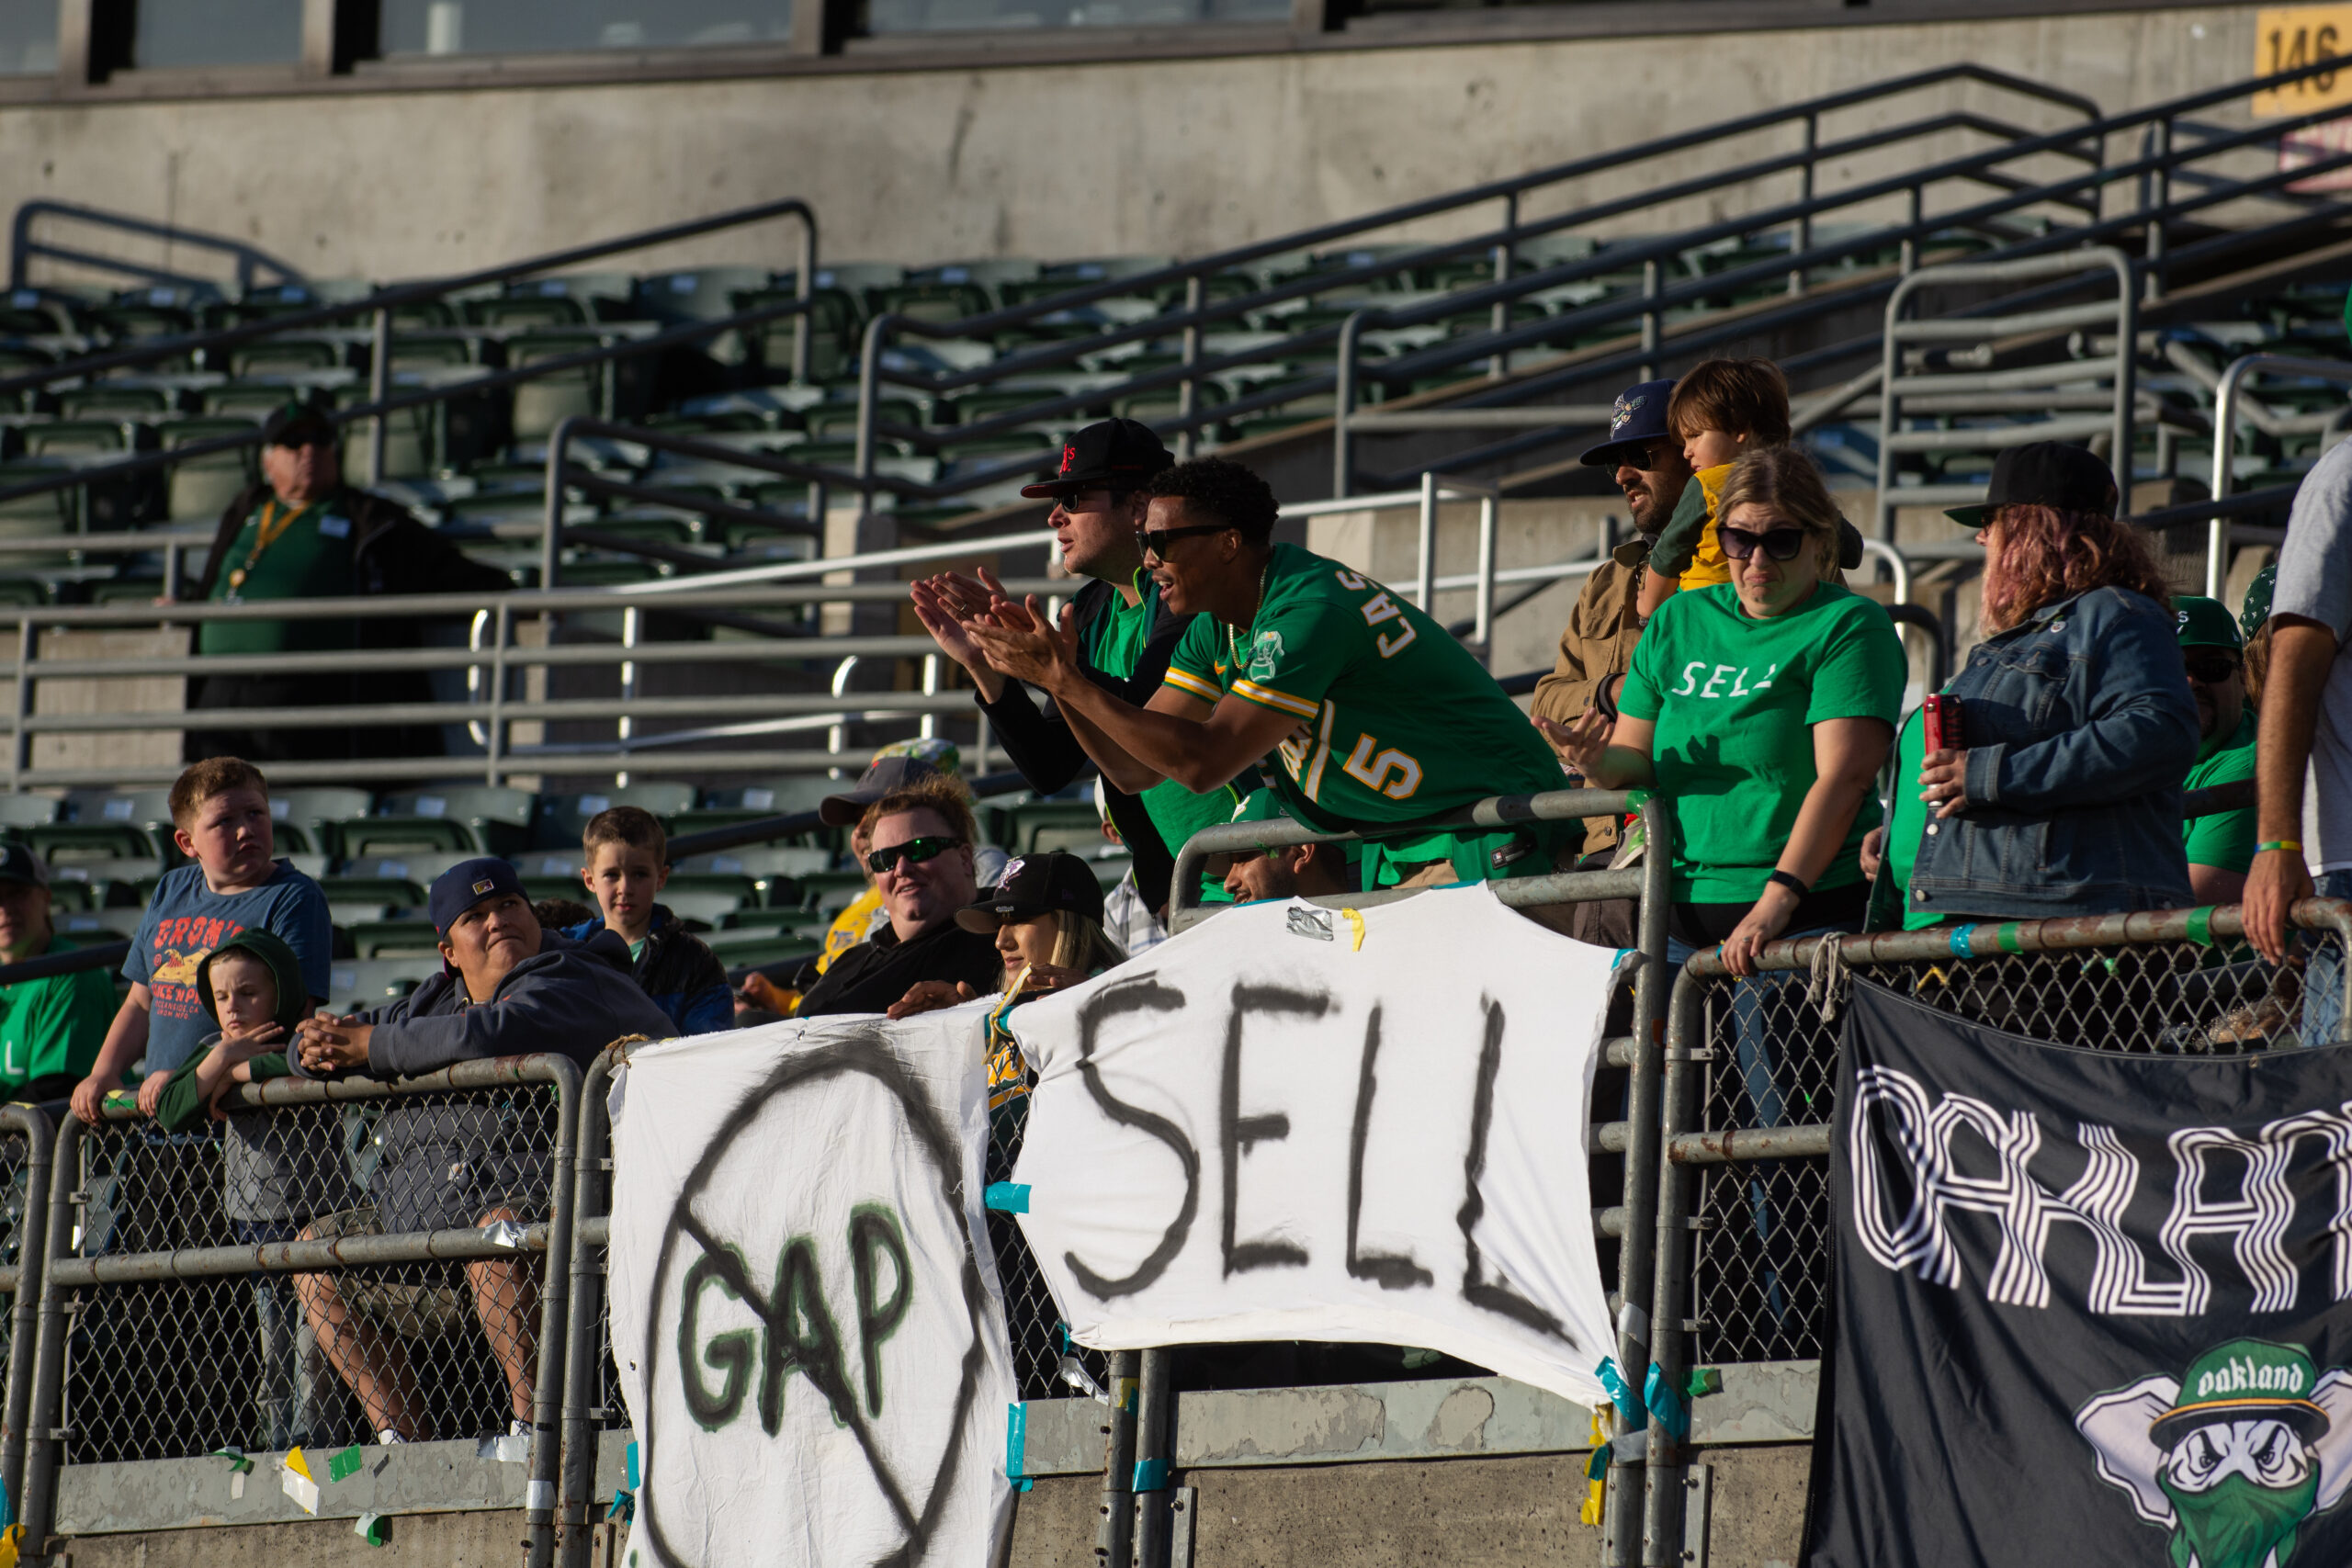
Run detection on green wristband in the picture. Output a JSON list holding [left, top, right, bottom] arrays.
[[2256, 840, 2304, 856]]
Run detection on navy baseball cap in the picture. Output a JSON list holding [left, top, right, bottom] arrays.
[[429, 857, 528, 938], [955, 851, 1104, 932], [1581, 378, 1678, 467], [0, 843, 47, 888]]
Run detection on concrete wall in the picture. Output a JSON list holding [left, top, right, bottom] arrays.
[[0, 5, 2281, 288]]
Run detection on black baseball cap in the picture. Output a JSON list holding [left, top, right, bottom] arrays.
[[0, 843, 48, 888], [819, 738, 961, 828], [955, 851, 1104, 932], [1581, 378, 1679, 468], [1021, 418, 1173, 500], [1944, 442, 2118, 526], [428, 857, 529, 939], [261, 393, 336, 448]]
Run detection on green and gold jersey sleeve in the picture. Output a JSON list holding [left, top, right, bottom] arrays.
[[1162, 613, 1229, 707], [1227, 588, 1350, 722]]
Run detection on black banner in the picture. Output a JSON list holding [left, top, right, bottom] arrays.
[[1804, 979, 2352, 1568]]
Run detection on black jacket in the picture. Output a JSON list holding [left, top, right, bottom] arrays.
[[795, 919, 1003, 1019], [291, 927, 673, 1233], [560, 907, 733, 1035], [198, 481, 514, 605], [976, 576, 1192, 910]]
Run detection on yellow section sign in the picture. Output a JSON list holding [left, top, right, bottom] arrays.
[[2254, 6, 2352, 116]]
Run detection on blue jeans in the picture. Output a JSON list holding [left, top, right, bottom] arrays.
[[234, 1221, 331, 1450], [2300, 871, 2352, 1047], [1668, 922, 1853, 1324]]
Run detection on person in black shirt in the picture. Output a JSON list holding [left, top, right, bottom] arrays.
[[794, 779, 1002, 1017]]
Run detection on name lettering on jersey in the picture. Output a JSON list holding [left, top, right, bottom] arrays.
[[1278, 704, 1339, 802], [1356, 592, 1419, 659], [1670, 661, 1779, 699], [1340, 734, 1424, 800], [1332, 568, 1370, 591], [1361, 592, 1401, 626]]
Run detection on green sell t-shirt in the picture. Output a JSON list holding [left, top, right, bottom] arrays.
[[1880, 706, 1941, 931], [1619, 581, 1905, 903], [1163, 543, 1566, 863], [199, 494, 358, 656], [0, 932, 119, 1099], [2182, 709, 2257, 874], [1086, 572, 1242, 897]]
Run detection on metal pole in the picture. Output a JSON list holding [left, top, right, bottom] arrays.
[[1490, 192, 1517, 379], [2143, 118, 2172, 301], [1132, 1347, 1176, 1568], [486, 600, 510, 789], [540, 416, 580, 593], [7, 617, 28, 795], [1604, 795, 1675, 1568], [557, 1049, 625, 1568], [854, 315, 893, 523], [1094, 1350, 1141, 1568], [2208, 357, 2252, 602], [1900, 185, 1921, 275], [616, 604, 639, 788], [2110, 250, 2139, 498], [0, 1106, 51, 1524], [1642, 970, 1704, 1567], [920, 653, 939, 741], [19, 1117, 80, 1551], [1790, 113, 1815, 297], [1639, 260, 1659, 382], [368, 306, 391, 484], [1332, 310, 1366, 501], [1415, 470, 1437, 612], [1473, 493, 1497, 657], [522, 1057, 585, 1568], [1176, 275, 1202, 463], [791, 214, 817, 387]]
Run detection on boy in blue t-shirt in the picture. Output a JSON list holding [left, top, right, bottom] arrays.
[[69, 757, 333, 1125]]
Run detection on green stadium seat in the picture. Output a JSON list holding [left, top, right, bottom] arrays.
[[634, 267, 775, 324], [468, 295, 589, 330], [0, 464, 75, 536], [326, 958, 434, 1016], [677, 845, 835, 878], [338, 852, 474, 886], [701, 928, 820, 971], [0, 795, 59, 829], [388, 334, 476, 370], [506, 331, 605, 441], [25, 421, 131, 457], [738, 288, 858, 382], [703, 780, 838, 816], [156, 418, 261, 520], [337, 818, 481, 859], [28, 824, 160, 864], [274, 787, 377, 845], [380, 786, 534, 856], [532, 784, 697, 848], [57, 908, 144, 941], [319, 876, 428, 910], [57, 385, 175, 421], [510, 852, 583, 883], [45, 856, 166, 895], [229, 339, 345, 377], [662, 890, 749, 928], [66, 788, 173, 829], [327, 899, 393, 929], [281, 852, 329, 882], [345, 919, 441, 959]]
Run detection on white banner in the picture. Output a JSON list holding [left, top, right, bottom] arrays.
[[606, 1013, 1015, 1568], [1008, 884, 1623, 1405]]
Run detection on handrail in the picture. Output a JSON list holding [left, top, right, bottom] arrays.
[[2207, 354, 2352, 598], [0, 196, 818, 397], [12, 201, 305, 298]]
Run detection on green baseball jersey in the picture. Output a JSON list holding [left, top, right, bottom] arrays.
[[0, 932, 117, 1098], [2182, 708, 2256, 874], [1162, 544, 1566, 843]]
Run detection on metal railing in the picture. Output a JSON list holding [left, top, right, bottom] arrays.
[[17, 1055, 585, 1567], [2206, 353, 2352, 598], [1638, 900, 2352, 1559]]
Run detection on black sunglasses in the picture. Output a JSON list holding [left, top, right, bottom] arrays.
[[865, 835, 967, 875], [1718, 525, 1810, 562], [1140, 524, 1227, 558], [2183, 651, 2242, 685]]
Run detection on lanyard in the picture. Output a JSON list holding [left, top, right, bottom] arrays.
[[225, 497, 316, 597], [1223, 558, 1275, 672]]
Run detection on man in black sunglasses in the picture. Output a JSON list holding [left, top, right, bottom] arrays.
[[796, 781, 1002, 1018], [956, 457, 1577, 896], [910, 419, 1248, 918], [2175, 593, 2257, 904]]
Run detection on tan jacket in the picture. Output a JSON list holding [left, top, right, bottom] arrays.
[[1529, 538, 1652, 850]]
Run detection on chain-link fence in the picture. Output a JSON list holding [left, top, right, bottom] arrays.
[[19, 1057, 582, 1563]]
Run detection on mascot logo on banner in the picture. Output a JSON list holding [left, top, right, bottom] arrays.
[[2077, 1339, 2352, 1568], [636, 1024, 993, 1568]]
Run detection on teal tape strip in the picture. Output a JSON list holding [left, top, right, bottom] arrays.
[[1951, 925, 1977, 960], [1595, 1357, 1647, 1428], [1644, 1362, 1690, 1441], [1585, 1444, 1611, 1482], [1006, 1403, 1033, 1493], [1133, 1458, 1169, 1493], [985, 1182, 1031, 1213], [626, 1439, 639, 1492]]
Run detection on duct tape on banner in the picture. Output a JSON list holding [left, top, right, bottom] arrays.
[[1644, 1361, 1690, 1441], [1006, 1404, 1034, 1492], [1617, 1302, 1650, 1350], [1595, 1357, 1645, 1428], [354, 1512, 389, 1547], [984, 1182, 1030, 1213], [1133, 1458, 1169, 1493]]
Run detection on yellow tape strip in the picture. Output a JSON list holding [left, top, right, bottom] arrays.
[[1340, 908, 1366, 951]]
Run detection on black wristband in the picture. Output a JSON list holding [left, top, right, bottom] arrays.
[[1767, 869, 1811, 898], [1592, 673, 1620, 721]]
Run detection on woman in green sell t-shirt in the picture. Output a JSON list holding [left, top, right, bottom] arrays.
[[1554, 447, 1905, 976]]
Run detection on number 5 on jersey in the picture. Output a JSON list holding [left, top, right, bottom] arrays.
[[1341, 734, 1423, 799]]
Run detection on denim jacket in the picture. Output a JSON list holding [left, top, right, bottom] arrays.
[[1905, 585, 2199, 922]]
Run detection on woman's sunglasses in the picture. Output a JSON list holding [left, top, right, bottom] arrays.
[[865, 835, 967, 874], [1718, 525, 1810, 562]]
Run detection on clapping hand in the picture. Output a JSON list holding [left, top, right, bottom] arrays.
[[961, 585, 1083, 689]]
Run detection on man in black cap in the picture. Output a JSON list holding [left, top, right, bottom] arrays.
[[184, 393, 510, 768], [910, 418, 1242, 918], [288, 857, 670, 1443]]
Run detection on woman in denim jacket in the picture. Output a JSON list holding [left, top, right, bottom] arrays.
[[1903, 443, 2199, 922]]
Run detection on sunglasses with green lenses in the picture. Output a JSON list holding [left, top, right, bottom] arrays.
[[865, 835, 968, 875]]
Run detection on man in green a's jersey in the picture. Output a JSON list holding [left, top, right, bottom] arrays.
[[959, 457, 1575, 890]]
